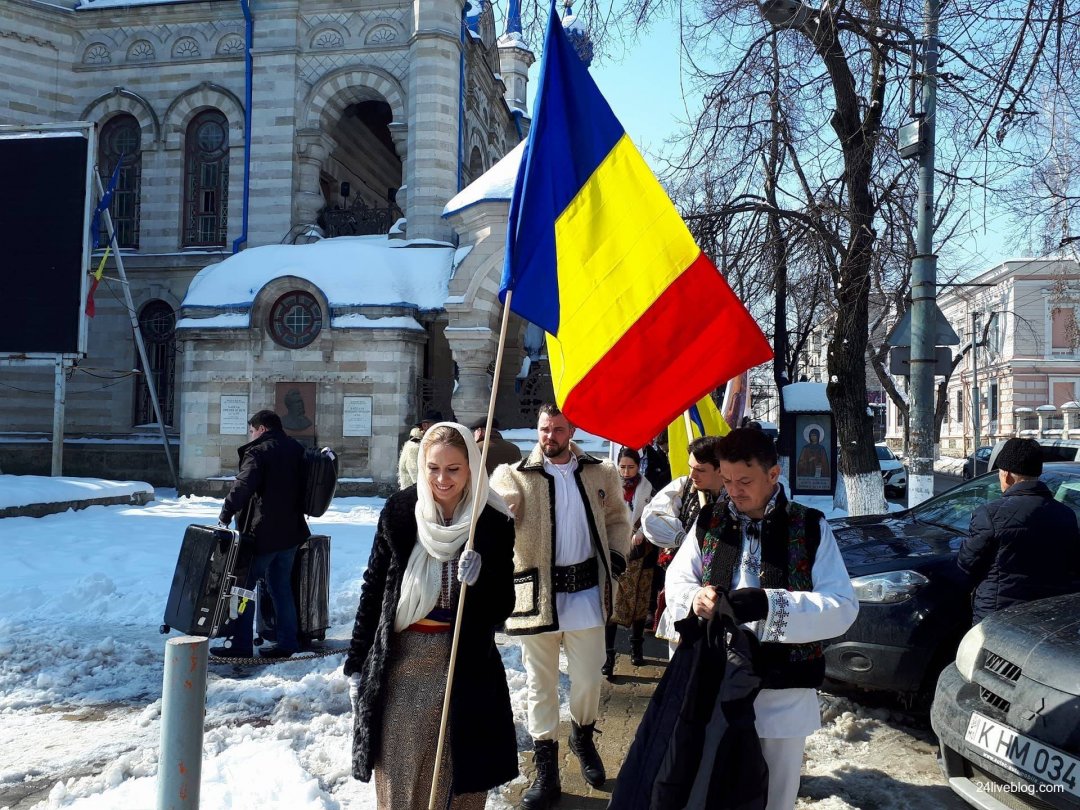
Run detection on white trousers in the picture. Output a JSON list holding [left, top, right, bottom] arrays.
[[519, 625, 606, 741], [760, 736, 806, 810]]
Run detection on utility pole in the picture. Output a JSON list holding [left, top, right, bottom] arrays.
[[907, 0, 940, 506], [971, 311, 980, 453]]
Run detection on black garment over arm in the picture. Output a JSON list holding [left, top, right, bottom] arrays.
[[344, 511, 393, 676]]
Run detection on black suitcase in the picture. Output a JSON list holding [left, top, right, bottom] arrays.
[[255, 534, 331, 648], [161, 524, 253, 638], [302, 448, 338, 517]]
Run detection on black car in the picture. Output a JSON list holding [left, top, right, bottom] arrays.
[[824, 464, 1080, 701], [932, 594, 1080, 809], [962, 447, 993, 480]]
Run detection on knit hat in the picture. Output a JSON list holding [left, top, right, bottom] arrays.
[[993, 438, 1043, 477], [467, 416, 500, 431]]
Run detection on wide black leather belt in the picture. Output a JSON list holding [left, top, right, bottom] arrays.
[[553, 557, 599, 593]]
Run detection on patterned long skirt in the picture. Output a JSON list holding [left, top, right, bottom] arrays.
[[373, 631, 487, 810]]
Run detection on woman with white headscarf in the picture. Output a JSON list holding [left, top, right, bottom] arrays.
[[344, 422, 518, 809]]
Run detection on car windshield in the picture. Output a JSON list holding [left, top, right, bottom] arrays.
[[913, 468, 1080, 532], [875, 446, 895, 461]]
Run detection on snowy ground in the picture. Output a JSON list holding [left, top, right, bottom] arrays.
[[0, 484, 962, 810]]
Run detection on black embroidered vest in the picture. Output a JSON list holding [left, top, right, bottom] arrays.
[[697, 493, 826, 690]]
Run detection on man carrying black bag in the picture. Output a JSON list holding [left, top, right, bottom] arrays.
[[609, 595, 768, 810], [213, 409, 309, 659]]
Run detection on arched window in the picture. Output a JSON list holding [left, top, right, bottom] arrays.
[[183, 110, 229, 246], [134, 300, 176, 427], [98, 114, 141, 248], [468, 146, 485, 185]]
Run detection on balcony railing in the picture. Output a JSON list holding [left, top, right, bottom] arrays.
[[321, 198, 403, 238]]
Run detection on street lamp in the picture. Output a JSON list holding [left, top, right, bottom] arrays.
[[758, 0, 813, 28]]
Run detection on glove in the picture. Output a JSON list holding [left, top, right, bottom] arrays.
[[348, 673, 362, 704], [457, 548, 482, 586], [728, 587, 769, 624], [610, 551, 627, 578]]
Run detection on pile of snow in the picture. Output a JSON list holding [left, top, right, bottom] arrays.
[[0, 475, 152, 510]]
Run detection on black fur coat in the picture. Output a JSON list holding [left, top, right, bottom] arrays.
[[344, 487, 519, 794]]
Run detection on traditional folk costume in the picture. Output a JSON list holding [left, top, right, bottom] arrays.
[[641, 475, 718, 647], [490, 442, 631, 800], [665, 484, 858, 810], [345, 423, 518, 809]]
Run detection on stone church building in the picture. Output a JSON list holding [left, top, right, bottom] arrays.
[[1, 0, 559, 491]]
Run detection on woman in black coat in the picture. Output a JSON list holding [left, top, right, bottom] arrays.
[[344, 422, 518, 809]]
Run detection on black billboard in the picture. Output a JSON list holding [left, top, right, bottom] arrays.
[[0, 128, 92, 355]]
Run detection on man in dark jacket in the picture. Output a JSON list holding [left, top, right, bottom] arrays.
[[213, 409, 310, 658], [469, 417, 522, 474], [958, 437, 1080, 625]]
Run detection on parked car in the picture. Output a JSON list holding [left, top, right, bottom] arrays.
[[931, 594, 1080, 809], [987, 438, 1080, 470], [876, 443, 908, 496], [962, 446, 993, 480], [823, 463, 1080, 702]]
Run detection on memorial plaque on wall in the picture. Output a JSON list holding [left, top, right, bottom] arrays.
[[343, 396, 373, 437], [220, 395, 249, 435], [275, 382, 316, 437]]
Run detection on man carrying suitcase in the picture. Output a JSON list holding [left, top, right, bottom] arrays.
[[213, 409, 310, 659]]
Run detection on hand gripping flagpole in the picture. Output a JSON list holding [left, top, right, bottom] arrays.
[[427, 288, 515, 810]]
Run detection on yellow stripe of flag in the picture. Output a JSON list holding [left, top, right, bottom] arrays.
[[550, 135, 701, 395]]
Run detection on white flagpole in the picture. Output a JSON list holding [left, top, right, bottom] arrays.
[[427, 288, 515, 810]]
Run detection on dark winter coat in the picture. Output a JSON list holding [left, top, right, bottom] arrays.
[[641, 443, 672, 492], [609, 600, 767, 810], [219, 428, 309, 554], [478, 430, 523, 474], [343, 487, 518, 794], [958, 478, 1080, 624]]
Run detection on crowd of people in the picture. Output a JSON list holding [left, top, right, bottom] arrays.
[[212, 405, 1080, 810]]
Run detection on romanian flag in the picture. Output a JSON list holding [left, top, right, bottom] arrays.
[[84, 246, 111, 317], [666, 393, 731, 479], [501, 5, 772, 448]]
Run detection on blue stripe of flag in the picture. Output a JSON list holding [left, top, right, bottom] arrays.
[[500, 2, 624, 335]]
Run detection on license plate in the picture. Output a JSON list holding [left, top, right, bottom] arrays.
[[965, 711, 1080, 799]]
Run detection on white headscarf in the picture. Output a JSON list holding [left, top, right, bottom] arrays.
[[393, 421, 512, 631]]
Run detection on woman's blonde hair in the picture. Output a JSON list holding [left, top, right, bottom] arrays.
[[421, 424, 470, 458]]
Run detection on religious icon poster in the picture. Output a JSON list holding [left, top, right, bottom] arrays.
[[792, 413, 835, 495]]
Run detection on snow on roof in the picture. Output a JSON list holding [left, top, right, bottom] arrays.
[[180, 236, 455, 311], [782, 382, 831, 412], [330, 314, 423, 331], [175, 313, 249, 330], [443, 140, 525, 217], [77, 0, 204, 7]]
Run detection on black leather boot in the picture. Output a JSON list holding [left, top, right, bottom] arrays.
[[601, 649, 616, 680], [521, 739, 561, 809], [569, 720, 606, 787], [630, 639, 645, 667]]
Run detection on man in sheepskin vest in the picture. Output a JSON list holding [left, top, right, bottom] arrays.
[[491, 403, 631, 809]]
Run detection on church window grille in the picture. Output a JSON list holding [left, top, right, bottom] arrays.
[[99, 114, 142, 249], [269, 291, 323, 349], [134, 300, 176, 427], [183, 110, 229, 247]]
